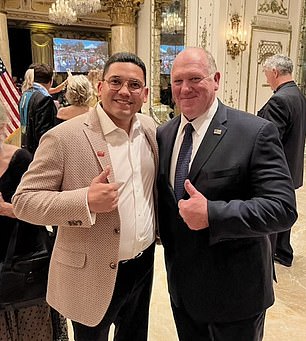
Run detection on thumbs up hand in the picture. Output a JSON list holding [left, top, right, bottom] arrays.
[[88, 166, 121, 213], [178, 179, 209, 230]]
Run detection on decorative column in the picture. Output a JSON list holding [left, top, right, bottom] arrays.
[[101, 0, 144, 54], [0, 7, 11, 74], [152, 0, 162, 105]]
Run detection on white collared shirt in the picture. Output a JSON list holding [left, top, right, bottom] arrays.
[[96, 104, 155, 260], [170, 98, 218, 187]]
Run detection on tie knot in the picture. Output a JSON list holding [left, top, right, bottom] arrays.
[[184, 123, 194, 136]]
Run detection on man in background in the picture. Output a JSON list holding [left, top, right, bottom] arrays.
[[19, 63, 57, 154], [258, 54, 306, 267]]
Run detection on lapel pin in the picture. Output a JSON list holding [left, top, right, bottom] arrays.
[[97, 151, 105, 157], [213, 129, 222, 135]]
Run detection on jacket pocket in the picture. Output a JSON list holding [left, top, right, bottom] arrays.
[[53, 247, 86, 268]]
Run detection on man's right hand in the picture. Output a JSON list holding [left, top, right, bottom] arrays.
[[88, 166, 120, 213]]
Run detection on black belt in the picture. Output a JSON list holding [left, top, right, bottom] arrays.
[[119, 243, 154, 264]]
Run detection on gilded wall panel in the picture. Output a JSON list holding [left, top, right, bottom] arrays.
[[257, 0, 289, 18]]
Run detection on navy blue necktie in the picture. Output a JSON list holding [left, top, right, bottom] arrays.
[[174, 123, 194, 200]]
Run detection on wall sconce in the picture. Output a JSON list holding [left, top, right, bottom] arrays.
[[226, 13, 247, 59]]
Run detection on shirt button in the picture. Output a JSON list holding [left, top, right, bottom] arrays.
[[114, 228, 120, 234], [110, 262, 117, 269]]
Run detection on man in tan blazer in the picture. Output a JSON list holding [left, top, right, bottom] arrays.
[[13, 52, 158, 341]]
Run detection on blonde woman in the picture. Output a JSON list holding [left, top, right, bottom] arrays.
[[87, 69, 103, 106], [56, 75, 93, 121]]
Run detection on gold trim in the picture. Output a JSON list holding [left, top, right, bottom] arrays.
[[258, 0, 288, 16]]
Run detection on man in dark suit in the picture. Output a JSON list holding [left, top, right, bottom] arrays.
[[157, 47, 297, 341], [258, 54, 306, 267], [19, 63, 58, 154]]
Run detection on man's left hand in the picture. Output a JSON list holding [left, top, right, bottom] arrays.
[[178, 180, 209, 230]]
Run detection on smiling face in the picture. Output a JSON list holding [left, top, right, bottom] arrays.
[[171, 48, 220, 121], [98, 62, 148, 132]]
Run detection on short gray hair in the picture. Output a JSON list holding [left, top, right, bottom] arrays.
[[65, 75, 93, 106], [263, 54, 293, 75]]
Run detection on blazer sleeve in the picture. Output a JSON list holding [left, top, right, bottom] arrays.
[[12, 130, 92, 228], [208, 120, 297, 244]]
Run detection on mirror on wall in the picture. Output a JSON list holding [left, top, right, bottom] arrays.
[[150, 0, 186, 125]]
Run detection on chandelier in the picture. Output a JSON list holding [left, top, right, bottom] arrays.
[[69, 0, 101, 16], [49, 0, 77, 25], [161, 12, 184, 34]]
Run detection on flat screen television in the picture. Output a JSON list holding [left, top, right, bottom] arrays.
[[53, 37, 108, 73], [160, 45, 184, 74]]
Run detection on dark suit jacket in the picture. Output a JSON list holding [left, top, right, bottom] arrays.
[[19, 90, 58, 154], [258, 81, 306, 189], [157, 100, 297, 323]]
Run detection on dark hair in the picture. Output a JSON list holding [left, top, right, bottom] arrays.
[[31, 63, 53, 84], [103, 52, 147, 85]]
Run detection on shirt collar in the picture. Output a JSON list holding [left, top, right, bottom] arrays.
[[178, 97, 218, 136], [33, 82, 51, 97]]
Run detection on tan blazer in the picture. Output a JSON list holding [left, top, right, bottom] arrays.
[[13, 107, 158, 327]]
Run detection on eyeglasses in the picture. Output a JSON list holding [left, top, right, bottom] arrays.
[[104, 77, 145, 94]]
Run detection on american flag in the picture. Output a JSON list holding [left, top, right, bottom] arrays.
[[0, 57, 20, 139]]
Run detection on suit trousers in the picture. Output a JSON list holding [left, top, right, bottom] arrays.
[[72, 243, 155, 341], [171, 299, 266, 341]]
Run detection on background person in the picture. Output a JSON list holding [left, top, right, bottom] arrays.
[[18, 63, 58, 154], [0, 102, 53, 340], [87, 69, 104, 106], [157, 47, 297, 341], [56, 75, 93, 122], [13, 52, 158, 341], [258, 54, 306, 267]]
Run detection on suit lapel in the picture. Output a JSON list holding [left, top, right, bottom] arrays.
[[82, 108, 115, 183], [163, 116, 181, 178], [189, 103, 228, 183]]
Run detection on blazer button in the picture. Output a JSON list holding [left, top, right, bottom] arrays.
[[110, 262, 117, 269], [114, 228, 120, 234]]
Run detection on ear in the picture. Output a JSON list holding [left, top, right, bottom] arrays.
[[272, 68, 279, 78], [97, 80, 104, 97], [142, 87, 149, 103], [214, 72, 221, 91]]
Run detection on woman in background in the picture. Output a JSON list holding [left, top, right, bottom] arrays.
[[56, 74, 93, 122], [0, 102, 53, 340], [87, 69, 103, 106]]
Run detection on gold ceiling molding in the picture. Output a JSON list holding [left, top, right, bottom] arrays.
[[101, 0, 144, 25], [258, 0, 288, 16]]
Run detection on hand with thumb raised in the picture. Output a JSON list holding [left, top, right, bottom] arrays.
[[178, 179, 209, 230], [88, 166, 120, 213]]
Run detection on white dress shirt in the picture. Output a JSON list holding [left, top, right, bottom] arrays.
[[96, 104, 155, 261], [170, 98, 218, 187]]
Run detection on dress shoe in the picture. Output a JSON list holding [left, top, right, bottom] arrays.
[[274, 254, 292, 267]]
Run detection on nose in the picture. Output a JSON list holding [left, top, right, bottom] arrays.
[[180, 80, 192, 92], [118, 81, 131, 94]]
